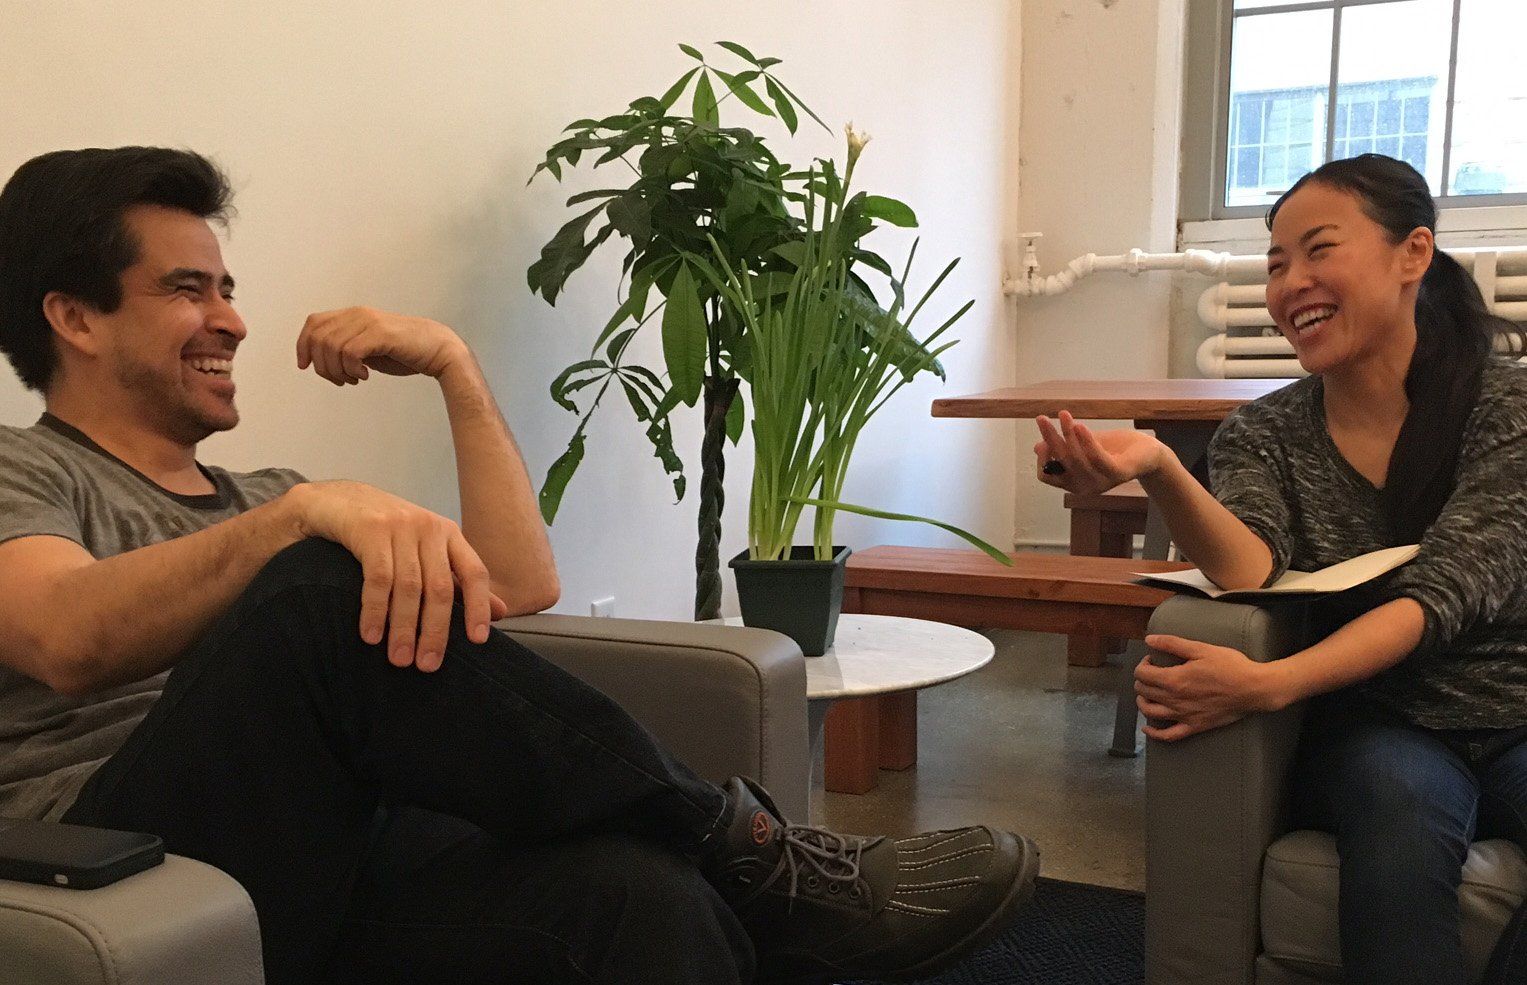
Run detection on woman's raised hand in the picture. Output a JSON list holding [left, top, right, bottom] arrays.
[[1033, 410, 1168, 495]]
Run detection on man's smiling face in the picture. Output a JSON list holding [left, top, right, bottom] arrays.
[[82, 203, 247, 444]]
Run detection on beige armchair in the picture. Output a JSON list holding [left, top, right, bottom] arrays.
[[0, 614, 809, 985], [1144, 595, 1527, 984]]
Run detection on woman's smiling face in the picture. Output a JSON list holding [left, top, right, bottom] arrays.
[[1265, 181, 1432, 377]]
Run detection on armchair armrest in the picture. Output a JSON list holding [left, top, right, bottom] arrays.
[[499, 614, 810, 822], [1144, 596, 1313, 985], [0, 854, 263, 985]]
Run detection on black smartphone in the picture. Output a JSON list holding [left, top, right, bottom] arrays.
[[0, 817, 164, 889]]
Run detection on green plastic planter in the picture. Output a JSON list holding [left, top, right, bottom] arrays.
[[729, 546, 852, 657]]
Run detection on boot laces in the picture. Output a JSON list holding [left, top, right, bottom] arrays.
[[771, 823, 863, 909]]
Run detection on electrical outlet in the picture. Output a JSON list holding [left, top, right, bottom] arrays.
[[590, 596, 615, 618]]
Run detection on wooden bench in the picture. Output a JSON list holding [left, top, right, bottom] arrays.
[[823, 546, 1192, 793], [1064, 481, 1150, 667]]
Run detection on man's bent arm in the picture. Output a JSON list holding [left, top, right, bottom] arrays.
[[0, 494, 307, 696], [435, 345, 560, 615]]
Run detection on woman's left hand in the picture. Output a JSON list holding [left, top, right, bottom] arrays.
[[1134, 634, 1278, 741]]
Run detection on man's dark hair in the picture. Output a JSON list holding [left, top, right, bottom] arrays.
[[0, 147, 234, 393]]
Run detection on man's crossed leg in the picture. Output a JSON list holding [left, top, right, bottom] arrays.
[[65, 539, 1039, 984]]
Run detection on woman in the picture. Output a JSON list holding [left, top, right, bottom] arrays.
[[1035, 154, 1527, 985]]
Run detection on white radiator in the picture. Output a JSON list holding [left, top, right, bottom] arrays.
[[1196, 248, 1527, 378]]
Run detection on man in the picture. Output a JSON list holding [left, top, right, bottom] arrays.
[[0, 147, 1039, 984]]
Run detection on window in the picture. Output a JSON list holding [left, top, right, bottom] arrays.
[[1185, 0, 1527, 220]]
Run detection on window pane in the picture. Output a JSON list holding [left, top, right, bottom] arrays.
[[1402, 136, 1429, 172], [1335, 0, 1451, 193], [1236, 147, 1261, 189], [1448, 0, 1527, 195], [1227, 9, 1332, 207], [1234, 0, 1299, 9], [1352, 100, 1375, 137]]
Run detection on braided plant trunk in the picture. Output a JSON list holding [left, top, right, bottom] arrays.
[[693, 375, 740, 621]]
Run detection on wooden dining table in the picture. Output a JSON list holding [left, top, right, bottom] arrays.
[[932, 377, 1299, 754], [932, 377, 1298, 562]]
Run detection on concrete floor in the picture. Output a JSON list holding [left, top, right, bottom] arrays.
[[815, 629, 1147, 891]]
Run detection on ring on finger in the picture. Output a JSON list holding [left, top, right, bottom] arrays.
[[1042, 459, 1067, 476]]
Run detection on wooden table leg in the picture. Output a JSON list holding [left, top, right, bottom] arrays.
[[823, 695, 881, 793], [1066, 508, 1110, 666], [877, 691, 918, 770]]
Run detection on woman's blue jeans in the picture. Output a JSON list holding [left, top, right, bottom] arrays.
[[1293, 702, 1527, 985]]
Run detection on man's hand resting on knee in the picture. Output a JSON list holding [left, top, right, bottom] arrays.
[[289, 481, 510, 672]]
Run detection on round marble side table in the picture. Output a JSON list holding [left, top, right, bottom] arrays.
[[720, 613, 994, 802]]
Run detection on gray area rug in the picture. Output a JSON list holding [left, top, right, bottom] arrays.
[[852, 878, 1144, 985]]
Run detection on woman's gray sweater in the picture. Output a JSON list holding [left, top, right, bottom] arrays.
[[1209, 359, 1527, 729]]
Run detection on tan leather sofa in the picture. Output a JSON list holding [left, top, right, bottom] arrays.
[[0, 614, 809, 985], [1144, 595, 1527, 984]]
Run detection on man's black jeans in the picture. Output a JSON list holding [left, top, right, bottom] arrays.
[[63, 538, 753, 985]]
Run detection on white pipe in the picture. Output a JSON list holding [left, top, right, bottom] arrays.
[[1195, 335, 1306, 379], [1498, 276, 1527, 298], [1004, 247, 1266, 297], [1006, 243, 1527, 300], [1197, 283, 1276, 332], [1208, 336, 1294, 356], [1197, 321, 1527, 378]]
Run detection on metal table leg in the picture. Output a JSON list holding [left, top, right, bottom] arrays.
[[1110, 640, 1148, 757]]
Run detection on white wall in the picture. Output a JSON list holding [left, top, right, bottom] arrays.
[[0, 0, 1020, 620], [1012, 0, 1186, 547]]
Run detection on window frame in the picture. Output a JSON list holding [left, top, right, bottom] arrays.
[[1180, 0, 1527, 224]]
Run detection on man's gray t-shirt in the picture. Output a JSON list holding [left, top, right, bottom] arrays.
[[0, 414, 305, 820], [1209, 359, 1527, 729]]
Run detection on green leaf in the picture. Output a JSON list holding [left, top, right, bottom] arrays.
[[678, 43, 705, 61], [564, 188, 625, 206], [661, 263, 707, 406], [692, 71, 719, 127], [547, 358, 606, 412], [526, 204, 609, 305], [619, 377, 652, 421], [757, 57, 782, 69], [620, 364, 667, 403], [850, 249, 896, 279], [715, 41, 762, 65], [725, 390, 746, 444], [770, 240, 806, 267], [861, 195, 919, 228], [764, 77, 797, 134], [607, 192, 652, 243], [605, 327, 639, 364], [653, 385, 685, 420], [766, 76, 828, 132], [659, 66, 700, 110], [789, 497, 1015, 566], [538, 432, 586, 524], [712, 68, 774, 117], [645, 414, 687, 503]]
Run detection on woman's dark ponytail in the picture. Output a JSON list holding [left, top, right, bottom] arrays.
[[1269, 154, 1525, 544]]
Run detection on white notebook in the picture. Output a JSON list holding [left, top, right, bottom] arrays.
[[1135, 544, 1420, 601]]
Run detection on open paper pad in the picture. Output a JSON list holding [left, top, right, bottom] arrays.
[[1135, 544, 1420, 600]]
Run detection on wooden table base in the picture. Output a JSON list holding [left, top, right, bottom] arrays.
[[822, 691, 919, 793]]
